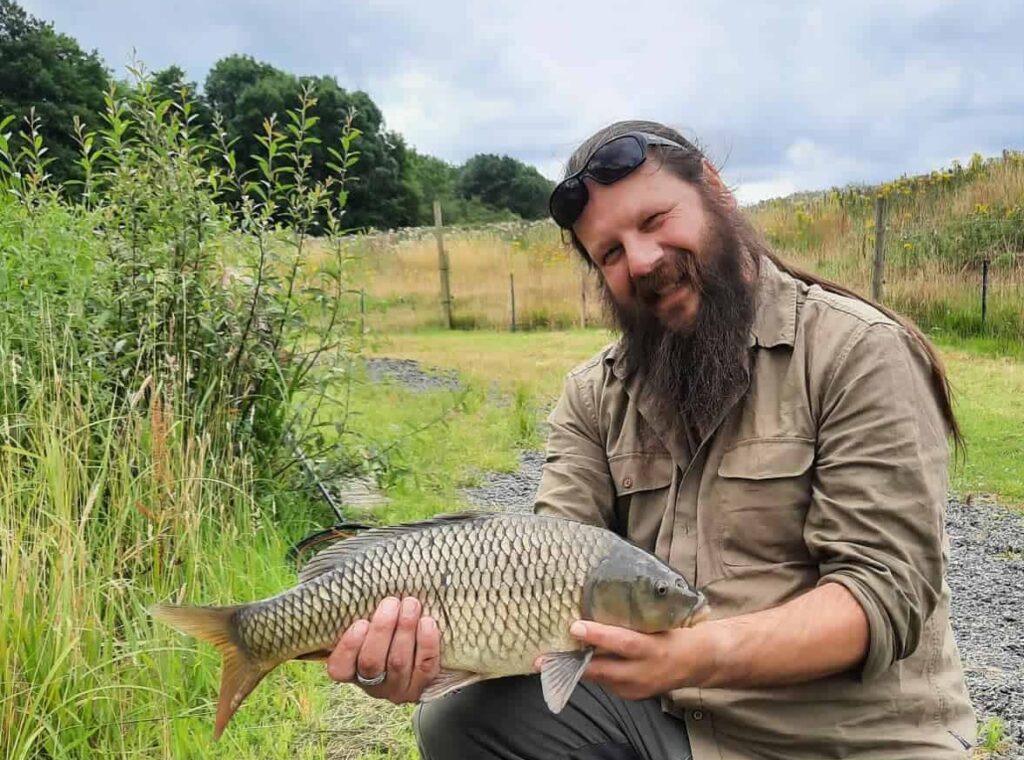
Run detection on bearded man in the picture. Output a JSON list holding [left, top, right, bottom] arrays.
[[324, 121, 977, 759]]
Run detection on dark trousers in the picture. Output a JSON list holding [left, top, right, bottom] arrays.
[[413, 675, 694, 760]]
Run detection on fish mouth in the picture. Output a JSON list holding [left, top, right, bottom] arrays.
[[684, 597, 711, 627]]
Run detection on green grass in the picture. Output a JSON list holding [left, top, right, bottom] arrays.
[[367, 328, 1024, 509], [364, 328, 618, 404], [938, 342, 1024, 506], [323, 361, 546, 525], [974, 716, 1009, 757], [0, 362, 342, 759]]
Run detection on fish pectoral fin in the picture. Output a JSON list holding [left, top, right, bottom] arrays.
[[420, 669, 485, 702], [539, 648, 593, 714]]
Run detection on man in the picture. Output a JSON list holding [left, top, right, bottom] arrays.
[[325, 121, 977, 759]]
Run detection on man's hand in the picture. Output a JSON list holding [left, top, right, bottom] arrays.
[[326, 596, 441, 704], [535, 583, 869, 701], [543, 621, 709, 701]]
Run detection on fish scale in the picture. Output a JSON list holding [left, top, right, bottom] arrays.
[[151, 510, 707, 740]]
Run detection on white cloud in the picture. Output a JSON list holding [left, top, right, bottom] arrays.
[[18, 0, 1024, 202]]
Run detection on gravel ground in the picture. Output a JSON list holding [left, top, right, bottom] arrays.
[[364, 357, 464, 393], [367, 356, 1024, 758]]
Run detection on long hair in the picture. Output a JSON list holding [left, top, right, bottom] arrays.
[[559, 119, 964, 453]]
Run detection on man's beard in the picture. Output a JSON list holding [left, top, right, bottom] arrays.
[[600, 205, 757, 436]]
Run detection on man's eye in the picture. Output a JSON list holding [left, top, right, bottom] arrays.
[[603, 245, 622, 263], [643, 213, 664, 229]]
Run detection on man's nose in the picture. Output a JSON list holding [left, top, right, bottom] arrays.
[[626, 244, 666, 279]]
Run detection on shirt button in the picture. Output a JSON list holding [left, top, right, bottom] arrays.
[[623, 476, 633, 488], [691, 710, 704, 721]]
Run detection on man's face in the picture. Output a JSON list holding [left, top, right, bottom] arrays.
[[573, 162, 717, 334], [570, 157, 756, 433]]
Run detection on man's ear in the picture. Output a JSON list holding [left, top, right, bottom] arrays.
[[702, 159, 737, 211]]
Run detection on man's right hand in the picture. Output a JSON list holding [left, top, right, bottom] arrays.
[[326, 596, 441, 704]]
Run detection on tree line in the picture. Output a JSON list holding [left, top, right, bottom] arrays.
[[0, 0, 554, 230]]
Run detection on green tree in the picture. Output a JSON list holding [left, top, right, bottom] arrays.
[[0, 0, 108, 186], [204, 55, 418, 230], [456, 153, 553, 220], [406, 149, 458, 224]]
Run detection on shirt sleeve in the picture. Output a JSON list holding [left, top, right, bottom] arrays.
[[532, 368, 616, 529], [806, 321, 950, 681]]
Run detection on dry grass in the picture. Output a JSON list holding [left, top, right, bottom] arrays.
[[330, 223, 607, 333], [332, 152, 1023, 344]]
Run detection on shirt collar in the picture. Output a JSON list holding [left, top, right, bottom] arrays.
[[747, 254, 798, 349], [604, 253, 800, 374]]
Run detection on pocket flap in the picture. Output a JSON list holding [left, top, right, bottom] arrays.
[[718, 437, 815, 480], [608, 453, 674, 495]]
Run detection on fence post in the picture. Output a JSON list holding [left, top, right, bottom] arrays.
[[509, 272, 516, 332], [433, 199, 453, 329], [359, 287, 365, 338], [981, 258, 990, 326], [872, 195, 887, 302], [580, 270, 588, 328]]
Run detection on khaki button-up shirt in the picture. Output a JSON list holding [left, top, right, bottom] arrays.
[[534, 256, 977, 759]]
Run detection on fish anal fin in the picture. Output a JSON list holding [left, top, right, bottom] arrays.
[[539, 648, 593, 713], [420, 669, 486, 702], [150, 603, 273, 740]]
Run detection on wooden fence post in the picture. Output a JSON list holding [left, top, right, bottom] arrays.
[[433, 199, 453, 329], [580, 270, 588, 328], [509, 273, 516, 332], [981, 258, 990, 326], [359, 288, 365, 338], [872, 196, 887, 302]]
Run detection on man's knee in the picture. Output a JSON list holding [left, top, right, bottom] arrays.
[[414, 677, 527, 759]]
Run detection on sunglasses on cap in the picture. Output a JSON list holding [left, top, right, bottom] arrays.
[[548, 131, 697, 229]]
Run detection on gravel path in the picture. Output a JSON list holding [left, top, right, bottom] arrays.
[[367, 356, 1024, 758], [364, 357, 463, 393]]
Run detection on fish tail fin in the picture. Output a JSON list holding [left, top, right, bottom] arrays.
[[150, 603, 272, 740]]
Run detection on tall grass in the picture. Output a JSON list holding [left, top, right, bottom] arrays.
[[0, 321, 333, 758], [339, 222, 606, 332], [752, 151, 1024, 343], [1, 64, 368, 758], [348, 150, 1024, 344]]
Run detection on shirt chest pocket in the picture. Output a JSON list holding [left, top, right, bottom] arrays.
[[608, 453, 675, 552], [713, 437, 815, 567]]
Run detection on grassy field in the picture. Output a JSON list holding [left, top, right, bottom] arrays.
[[362, 329, 1024, 509], [345, 151, 1024, 344]]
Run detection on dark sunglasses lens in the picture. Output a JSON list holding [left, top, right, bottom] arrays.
[[587, 135, 645, 183], [550, 177, 587, 227]]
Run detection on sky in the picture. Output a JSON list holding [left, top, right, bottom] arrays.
[[20, 0, 1024, 205]]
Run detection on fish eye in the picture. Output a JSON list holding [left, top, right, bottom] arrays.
[[656, 580, 668, 596]]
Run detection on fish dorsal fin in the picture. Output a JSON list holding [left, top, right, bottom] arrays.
[[540, 647, 593, 713], [297, 510, 504, 583]]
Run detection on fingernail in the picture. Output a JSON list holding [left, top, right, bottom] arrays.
[[381, 597, 399, 615], [401, 597, 419, 618], [420, 617, 435, 633], [570, 621, 587, 638], [353, 619, 369, 637]]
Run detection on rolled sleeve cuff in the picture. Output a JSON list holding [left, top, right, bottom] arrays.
[[816, 572, 895, 681]]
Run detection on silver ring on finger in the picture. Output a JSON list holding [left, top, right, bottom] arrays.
[[356, 669, 387, 687]]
